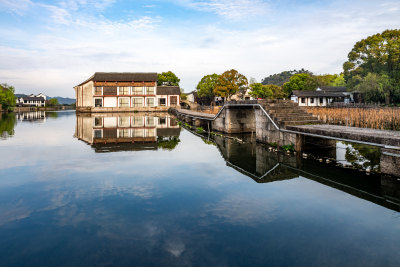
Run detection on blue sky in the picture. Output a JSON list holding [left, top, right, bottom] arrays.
[[0, 0, 399, 97]]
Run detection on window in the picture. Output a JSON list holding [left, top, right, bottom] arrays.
[[103, 86, 117, 95], [94, 130, 102, 138], [159, 117, 166, 125], [159, 98, 166, 106], [146, 116, 155, 126], [95, 98, 103, 107], [310, 98, 314, 104], [118, 129, 130, 138], [119, 98, 129, 107], [145, 128, 155, 137], [146, 98, 155, 107], [94, 117, 103, 127], [132, 98, 143, 107], [119, 117, 130, 127], [132, 87, 143, 95], [320, 97, 324, 104], [301, 98, 305, 103], [132, 128, 143, 137], [132, 117, 143, 126], [146, 87, 155, 95], [119, 87, 130, 95], [94, 87, 102, 95]]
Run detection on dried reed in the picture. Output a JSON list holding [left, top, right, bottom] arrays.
[[306, 107, 400, 131]]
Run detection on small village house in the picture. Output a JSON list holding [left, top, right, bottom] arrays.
[[74, 72, 180, 112], [16, 93, 46, 107], [290, 86, 354, 107]]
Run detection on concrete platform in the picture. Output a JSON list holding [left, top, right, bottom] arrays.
[[287, 124, 400, 147]]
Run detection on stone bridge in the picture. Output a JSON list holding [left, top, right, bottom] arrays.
[[171, 100, 400, 177]]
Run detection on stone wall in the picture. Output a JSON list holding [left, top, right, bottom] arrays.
[[255, 109, 296, 146], [380, 148, 400, 177], [212, 107, 256, 134]]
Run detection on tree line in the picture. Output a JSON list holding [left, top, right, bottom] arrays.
[[188, 29, 400, 104]]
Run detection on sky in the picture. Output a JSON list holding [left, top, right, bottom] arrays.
[[0, 0, 399, 97]]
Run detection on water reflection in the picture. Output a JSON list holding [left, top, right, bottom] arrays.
[[16, 111, 46, 122], [75, 113, 180, 152], [210, 134, 400, 211], [0, 112, 399, 266], [0, 113, 16, 139]]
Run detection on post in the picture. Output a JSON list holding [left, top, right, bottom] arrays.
[[295, 134, 304, 152]]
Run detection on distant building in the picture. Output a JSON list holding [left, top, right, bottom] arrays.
[[231, 88, 254, 101], [16, 93, 46, 107], [290, 86, 354, 107], [74, 72, 181, 112]]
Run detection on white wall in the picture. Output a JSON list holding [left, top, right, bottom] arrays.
[[104, 97, 117, 107]]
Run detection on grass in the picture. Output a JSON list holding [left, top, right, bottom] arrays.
[[306, 107, 400, 130]]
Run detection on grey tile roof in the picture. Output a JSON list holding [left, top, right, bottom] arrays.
[[20, 96, 45, 101], [319, 86, 347, 92], [77, 72, 158, 86], [291, 90, 345, 97], [156, 86, 181, 95]]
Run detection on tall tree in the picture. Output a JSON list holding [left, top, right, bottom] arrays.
[[214, 69, 248, 100], [157, 71, 180, 86], [250, 83, 285, 99], [261, 69, 312, 86], [0, 84, 16, 111], [343, 29, 400, 102], [196, 74, 219, 98], [282, 73, 319, 95]]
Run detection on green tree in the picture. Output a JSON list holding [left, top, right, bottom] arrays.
[[214, 69, 248, 100], [157, 71, 180, 86], [250, 83, 285, 99], [0, 84, 16, 111], [354, 73, 395, 104], [47, 98, 59, 106], [261, 68, 312, 86], [282, 73, 319, 95], [196, 74, 219, 98], [343, 29, 400, 103], [331, 74, 346, 86]]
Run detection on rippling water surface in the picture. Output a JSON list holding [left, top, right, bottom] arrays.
[[0, 111, 399, 266]]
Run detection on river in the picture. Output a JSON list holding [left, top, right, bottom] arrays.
[[0, 111, 399, 266]]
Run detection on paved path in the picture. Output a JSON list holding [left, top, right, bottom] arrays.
[[287, 124, 400, 147], [175, 109, 215, 120]]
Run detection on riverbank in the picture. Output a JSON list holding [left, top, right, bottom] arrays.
[[14, 105, 75, 113]]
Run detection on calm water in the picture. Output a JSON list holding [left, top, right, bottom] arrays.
[[0, 111, 399, 266]]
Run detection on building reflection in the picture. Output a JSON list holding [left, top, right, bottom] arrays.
[[212, 135, 400, 212], [75, 113, 181, 152], [16, 111, 46, 122]]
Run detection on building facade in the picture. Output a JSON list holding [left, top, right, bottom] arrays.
[[16, 93, 46, 107], [74, 72, 180, 112], [290, 86, 353, 107]]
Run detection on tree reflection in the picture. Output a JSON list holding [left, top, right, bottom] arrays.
[[0, 113, 16, 139], [344, 143, 381, 171], [157, 136, 180, 151]]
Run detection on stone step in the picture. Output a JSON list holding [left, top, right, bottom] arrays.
[[281, 120, 322, 126], [275, 116, 318, 121]]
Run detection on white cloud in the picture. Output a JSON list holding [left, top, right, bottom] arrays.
[[0, 0, 399, 97], [0, 0, 33, 15], [185, 0, 269, 20]]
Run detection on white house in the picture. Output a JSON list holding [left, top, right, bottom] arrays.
[[290, 86, 353, 107], [16, 93, 46, 107]]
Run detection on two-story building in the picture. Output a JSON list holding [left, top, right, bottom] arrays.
[[74, 72, 181, 112]]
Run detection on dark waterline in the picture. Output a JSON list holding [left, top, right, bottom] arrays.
[[0, 111, 399, 266]]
